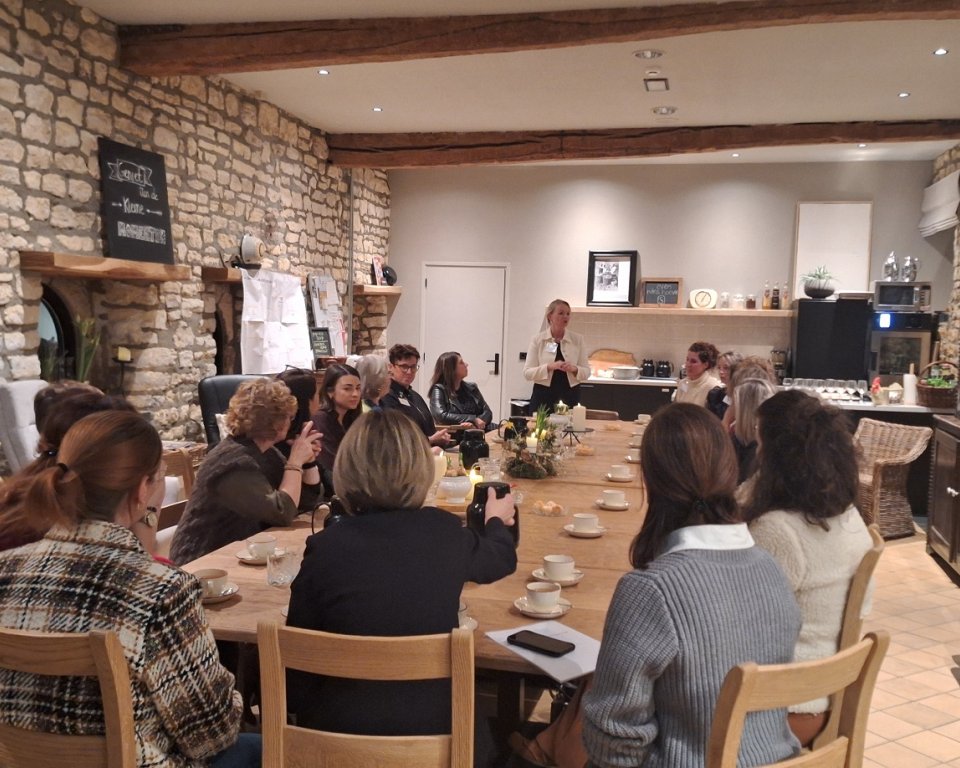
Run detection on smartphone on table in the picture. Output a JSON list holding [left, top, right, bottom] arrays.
[[507, 630, 575, 658]]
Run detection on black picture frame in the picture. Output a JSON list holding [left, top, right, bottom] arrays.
[[309, 327, 332, 357], [586, 250, 638, 307]]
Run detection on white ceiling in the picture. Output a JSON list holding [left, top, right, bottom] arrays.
[[71, 0, 960, 164]]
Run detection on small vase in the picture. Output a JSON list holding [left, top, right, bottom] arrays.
[[437, 475, 472, 504], [803, 280, 835, 300]]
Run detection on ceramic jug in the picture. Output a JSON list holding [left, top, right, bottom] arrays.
[[656, 360, 674, 378], [460, 429, 489, 471], [466, 481, 519, 547], [641, 359, 655, 377]]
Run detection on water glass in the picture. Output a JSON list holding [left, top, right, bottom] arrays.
[[782, 378, 794, 389], [267, 546, 301, 588]]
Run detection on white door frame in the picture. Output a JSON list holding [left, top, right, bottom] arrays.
[[419, 261, 512, 421]]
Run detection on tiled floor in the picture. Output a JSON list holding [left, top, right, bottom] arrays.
[[862, 535, 960, 768]]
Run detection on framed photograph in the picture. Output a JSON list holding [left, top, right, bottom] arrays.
[[640, 278, 683, 308], [370, 255, 385, 286], [586, 250, 638, 307]]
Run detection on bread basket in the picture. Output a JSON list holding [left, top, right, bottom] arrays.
[[917, 360, 958, 409]]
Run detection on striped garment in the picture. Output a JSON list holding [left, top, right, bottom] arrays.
[[0, 520, 242, 768]]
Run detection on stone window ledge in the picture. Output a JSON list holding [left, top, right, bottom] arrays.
[[20, 251, 192, 282]]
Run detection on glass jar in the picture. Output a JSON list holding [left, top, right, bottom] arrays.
[[733, 294, 746, 310], [745, 294, 757, 309]]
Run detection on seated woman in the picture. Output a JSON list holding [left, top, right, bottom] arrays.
[[287, 409, 517, 736], [674, 341, 721, 407], [744, 390, 873, 747], [311, 364, 362, 494], [0, 411, 258, 767], [428, 351, 494, 431], [356, 354, 391, 412], [583, 403, 800, 768], [730, 376, 777, 484], [706, 350, 742, 420], [171, 379, 322, 565]]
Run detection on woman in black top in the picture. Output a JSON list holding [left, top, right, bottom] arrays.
[[311, 364, 362, 495], [428, 351, 494, 431]]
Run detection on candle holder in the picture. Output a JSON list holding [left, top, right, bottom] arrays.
[[112, 357, 133, 396]]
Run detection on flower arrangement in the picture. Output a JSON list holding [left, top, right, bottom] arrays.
[[503, 405, 562, 479]]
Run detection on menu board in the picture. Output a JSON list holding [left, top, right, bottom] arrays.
[[97, 137, 173, 264], [640, 278, 683, 307], [310, 327, 332, 357]]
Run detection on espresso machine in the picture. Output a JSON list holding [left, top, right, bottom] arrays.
[[770, 349, 789, 384]]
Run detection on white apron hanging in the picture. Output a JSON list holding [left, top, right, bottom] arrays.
[[241, 269, 313, 373]]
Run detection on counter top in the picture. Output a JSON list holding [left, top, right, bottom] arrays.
[[806, 398, 950, 415], [587, 376, 678, 388]]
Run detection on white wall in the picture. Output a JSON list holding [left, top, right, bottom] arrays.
[[387, 161, 950, 419]]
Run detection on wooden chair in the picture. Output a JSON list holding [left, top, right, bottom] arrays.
[[707, 631, 889, 768], [585, 408, 619, 421], [155, 447, 197, 558], [853, 418, 931, 538], [0, 628, 136, 768], [257, 621, 474, 768]]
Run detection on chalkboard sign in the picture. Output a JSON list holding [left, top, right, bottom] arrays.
[[310, 327, 332, 357], [97, 137, 173, 264], [640, 278, 683, 308]]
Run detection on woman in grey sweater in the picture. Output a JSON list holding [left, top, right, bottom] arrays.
[[583, 404, 801, 768]]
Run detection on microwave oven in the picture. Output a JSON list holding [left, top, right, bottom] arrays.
[[873, 281, 932, 312]]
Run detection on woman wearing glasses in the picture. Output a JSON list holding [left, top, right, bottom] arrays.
[[381, 343, 451, 447]]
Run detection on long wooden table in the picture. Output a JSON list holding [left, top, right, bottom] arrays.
[[184, 420, 648, 678]]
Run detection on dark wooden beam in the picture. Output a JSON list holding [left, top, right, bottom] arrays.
[[119, 0, 960, 77], [325, 120, 960, 168]]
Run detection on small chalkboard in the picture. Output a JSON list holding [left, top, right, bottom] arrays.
[[310, 327, 332, 357], [640, 278, 683, 308]]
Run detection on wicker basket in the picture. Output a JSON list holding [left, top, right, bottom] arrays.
[[917, 360, 958, 409]]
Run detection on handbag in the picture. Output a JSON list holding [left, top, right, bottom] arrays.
[[508, 677, 591, 768]]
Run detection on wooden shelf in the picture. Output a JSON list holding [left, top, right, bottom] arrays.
[[354, 284, 402, 297], [20, 251, 191, 282], [201, 266, 242, 284], [573, 306, 794, 318]]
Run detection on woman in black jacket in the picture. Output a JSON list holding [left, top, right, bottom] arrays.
[[428, 351, 494, 431]]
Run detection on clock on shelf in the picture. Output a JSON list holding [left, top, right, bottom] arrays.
[[689, 288, 718, 309]]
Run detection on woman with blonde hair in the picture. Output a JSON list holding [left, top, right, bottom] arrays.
[[731, 377, 778, 483], [287, 409, 517, 736], [171, 378, 322, 565], [524, 299, 590, 412], [0, 411, 258, 767]]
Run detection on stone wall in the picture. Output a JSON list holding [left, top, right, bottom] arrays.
[[932, 144, 960, 365], [0, 0, 390, 444]]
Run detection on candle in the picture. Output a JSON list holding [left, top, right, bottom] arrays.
[[469, 466, 482, 486], [571, 403, 587, 431], [116, 346, 131, 362], [525, 436, 538, 453]]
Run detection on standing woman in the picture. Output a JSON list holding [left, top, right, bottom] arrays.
[[0, 411, 258, 767], [524, 299, 590, 412], [311, 363, 363, 493], [429, 351, 495, 431], [583, 403, 800, 768], [675, 341, 721, 407], [744, 390, 873, 747]]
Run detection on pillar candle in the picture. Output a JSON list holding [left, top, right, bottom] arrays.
[[525, 436, 538, 453], [571, 403, 587, 431]]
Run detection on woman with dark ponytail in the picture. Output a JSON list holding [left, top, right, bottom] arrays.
[[582, 403, 800, 768], [0, 411, 259, 768]]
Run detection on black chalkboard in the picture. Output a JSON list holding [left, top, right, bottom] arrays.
[[310, 327, 332, 357], [97, 137, 173, 264], [640, 278, 683, 307]]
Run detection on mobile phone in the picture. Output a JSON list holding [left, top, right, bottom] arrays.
[[507, 630, 575, 658]]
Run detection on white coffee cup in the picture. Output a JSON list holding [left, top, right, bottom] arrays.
[[543, 554, 575, 581], [195, 568, 228, 598], [526, 581, 561, 611], [626, 450, 640, 462], [247, 533, 277, 559], [602, 489, 626, 507], [573, 512, 600, 532], [610, 464, 630, 478]]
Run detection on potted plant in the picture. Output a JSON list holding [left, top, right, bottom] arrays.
[[800, 265, 835, 299]]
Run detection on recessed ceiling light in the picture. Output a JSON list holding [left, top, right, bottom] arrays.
[[731, 152, 740, 158], [317, 68, 330, 76], [858, 143, 867, 148], [933, 47, 949, 56], [645, 68, 662, 77], [651, 105, 677, 115], [634, 49, 664, 60], [372, 106, 383, 112], [898, 91, 910, 98]]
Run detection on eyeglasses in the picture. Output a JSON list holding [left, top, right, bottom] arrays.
[[394, 363, 420, 372]]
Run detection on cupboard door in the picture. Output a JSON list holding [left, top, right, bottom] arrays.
[[928, 429, 958, 564]]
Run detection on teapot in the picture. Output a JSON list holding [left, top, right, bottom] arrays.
[[459, 429, 489, 471], [656, 360, 674, 378], [640, 359, 655, 377]]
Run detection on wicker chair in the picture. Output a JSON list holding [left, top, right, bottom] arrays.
[[853, 419, 932, 539]]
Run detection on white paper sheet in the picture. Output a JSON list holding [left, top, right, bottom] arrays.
[[486, 620, 600, 683]]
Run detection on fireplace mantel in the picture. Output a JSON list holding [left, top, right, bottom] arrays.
[[19, 251, 192, 282]]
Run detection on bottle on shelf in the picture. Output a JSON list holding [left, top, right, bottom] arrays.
[[781, 282, 790, 307], [762, 281, 772, 310], [771, 282, 781, 310]]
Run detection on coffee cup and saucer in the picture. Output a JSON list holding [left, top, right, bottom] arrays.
[[532, 554, 583, 587], [623, 450, 641, 464], [564, 512, 607, 538], [606, 464, 635, 483], [514, 582, 572, 618], [595, 489, 629, 511], [195, 568, 240, 604], [237, 533, 276, 565]]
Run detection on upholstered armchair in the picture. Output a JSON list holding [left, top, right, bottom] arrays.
[[197, 374, 264, 447]]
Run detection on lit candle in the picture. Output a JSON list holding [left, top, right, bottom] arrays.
[[116, 346, 131, 362], [571, 403, 587, 431], [525, 436, 538, 453], [469, 466, 482, 486]]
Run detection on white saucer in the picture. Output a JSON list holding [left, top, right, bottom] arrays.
[[564, 524, 607, 538], [623, 456, 641, 464], [201, 583, 239, 605], [532, 567, 584, 587], [595, 498, 629, 511], [514, 596, 573, 618], [606, 473, 635, 483], [459, 617, 478, 631], [236, 550, 267, 565]]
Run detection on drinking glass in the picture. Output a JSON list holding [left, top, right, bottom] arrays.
[[813, 379, 825, 394], [267, 546, 301, 589], [844, 380, 857, 400], [782, 378, 794, 389], [857, 380, 869, 400], [824, 379, 838, 399]]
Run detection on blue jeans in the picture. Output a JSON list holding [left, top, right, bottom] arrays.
[[209, 733, 261, 768]]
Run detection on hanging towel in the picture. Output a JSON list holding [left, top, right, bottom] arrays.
[[918, 170, 960, 237]]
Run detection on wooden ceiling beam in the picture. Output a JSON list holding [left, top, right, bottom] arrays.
[[119, 0, 960, 77], [325, 119, 960, 168]]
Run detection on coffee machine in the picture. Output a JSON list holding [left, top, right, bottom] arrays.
[[769, 349, 789, 384]]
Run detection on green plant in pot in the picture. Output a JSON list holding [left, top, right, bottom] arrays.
[[800, 265, 835, 299]]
